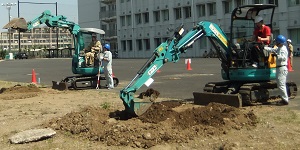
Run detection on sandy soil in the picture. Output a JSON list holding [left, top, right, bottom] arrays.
[[0, 82, 300, 150]]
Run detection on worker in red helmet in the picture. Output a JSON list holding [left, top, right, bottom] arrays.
[[102, 43, 114, 90], [264, 35, 289, 105]]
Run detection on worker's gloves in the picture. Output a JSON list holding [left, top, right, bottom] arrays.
[[271, 53, 277, 57]]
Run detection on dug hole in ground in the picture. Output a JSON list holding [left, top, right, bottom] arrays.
[[0, 81, 300, 150]]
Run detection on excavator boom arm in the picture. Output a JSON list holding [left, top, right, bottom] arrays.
[[3, 10, 80, 35]]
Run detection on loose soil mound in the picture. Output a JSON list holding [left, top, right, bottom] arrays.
[[45, 102, 257, 148], [0, 84, 42, 100]]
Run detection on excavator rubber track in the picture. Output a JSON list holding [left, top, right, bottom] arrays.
[[193, 81, 297, 107], [52, 75, 119, 91]]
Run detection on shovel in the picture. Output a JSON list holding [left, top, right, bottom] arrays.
[[96, 54, 103, 90]]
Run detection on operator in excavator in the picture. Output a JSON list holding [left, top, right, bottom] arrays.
[[264, 35, 289, 105], [84, 34, 102, 67], [250, 15, 272, 67]]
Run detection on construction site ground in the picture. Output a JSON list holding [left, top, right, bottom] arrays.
[[0, 81, 300, 150]]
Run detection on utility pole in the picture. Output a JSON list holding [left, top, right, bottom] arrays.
[[1, 3, 17, 54]]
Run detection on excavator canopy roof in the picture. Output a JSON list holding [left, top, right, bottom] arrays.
[[79, 28, 105, 35]]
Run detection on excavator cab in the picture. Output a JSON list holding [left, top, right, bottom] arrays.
[[228, 4, 276, 70], [195, 4, 296, 107]]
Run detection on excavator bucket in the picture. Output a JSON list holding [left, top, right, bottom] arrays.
[[133, 99, 153, 116], [3, 18, 28, 31], [193, 92, 242, 108], [52, 81, 68, 91], [130, 88, 160, 116]]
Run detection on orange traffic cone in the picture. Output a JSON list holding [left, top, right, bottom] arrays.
[[186, 59, 192, 70], [288, 58, 294, 72], [31, 69, 37, 84]]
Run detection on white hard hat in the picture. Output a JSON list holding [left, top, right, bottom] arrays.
[[254, 15, 263, 23], [287, 39, 292, 43]]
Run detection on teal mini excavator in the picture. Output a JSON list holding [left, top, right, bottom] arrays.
[[119, 4, 297, 116], [3, 10, 119, 90]]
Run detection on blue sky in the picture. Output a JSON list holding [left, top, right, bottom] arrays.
[[0, 0, 78, 31]]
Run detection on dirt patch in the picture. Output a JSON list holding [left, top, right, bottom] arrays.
[[1, 82, 300, 150], [44, 102, 257, 148], [0, 84, 42, 100]]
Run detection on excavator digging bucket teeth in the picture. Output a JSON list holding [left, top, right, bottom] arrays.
[[132, 99, 154, 116], [129, 88, 159, 116], [3, 18, 28, 31], [193, 92, 242, 108], [52, 81, 68, 91]]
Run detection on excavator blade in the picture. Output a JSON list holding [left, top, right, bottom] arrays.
[[193, 92, 242, 108], [3, 18, 28, 31], [52, 81, 68, 91], [133, 99, 153, 116]]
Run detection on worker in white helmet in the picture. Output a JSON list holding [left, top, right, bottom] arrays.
[[250, 15, 272, 68], [252, 15, 272, 45]]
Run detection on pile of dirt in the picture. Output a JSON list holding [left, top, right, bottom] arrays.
[[45, 102, 257, 148], [0, 84, 42, 100]]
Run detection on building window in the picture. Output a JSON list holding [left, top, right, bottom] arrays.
[[236, 0, 245, 7], [197, 4, 206, 17], [199, 37, 207, 49], [101, 25, 107, 31], [271, 0, 279, 5], [121, 40, 126, 51], [137, 39, 142, 50], [254, 0, 264, 4], [154, 38, 161, 47], [162, 9, 169, 21], [109, 4, 116, 11], [289, 28, 300, 45], [127, 40, 132, 51], [144, 39, 150, 50], [126, 15, 131, 26], [121, 16, 125, 26], [183, 6, 192, 19], [174, 7, 182, 20], [143, 12, 149, 23], [223, 1, 232, 14], [100, 6, 106, 12], [154, 11, 160, 22], [208, 3, 216, 16], [288, 0, 300, 6], [135, 13, 142, 24], [268, 0, 278, 5]]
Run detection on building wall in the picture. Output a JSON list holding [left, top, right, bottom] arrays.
[[78, 0, 101, 29], [79, 0, 300, 58], [0, 27, 72, 53]]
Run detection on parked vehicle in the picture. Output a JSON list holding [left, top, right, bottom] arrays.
[[15, 52, 28, 59]]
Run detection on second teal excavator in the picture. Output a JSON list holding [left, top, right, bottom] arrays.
[[120, 4, 297, 116]]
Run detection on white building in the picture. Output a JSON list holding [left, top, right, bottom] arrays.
[[78, 0, 300, 58], [0, 27, 73, 57]]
